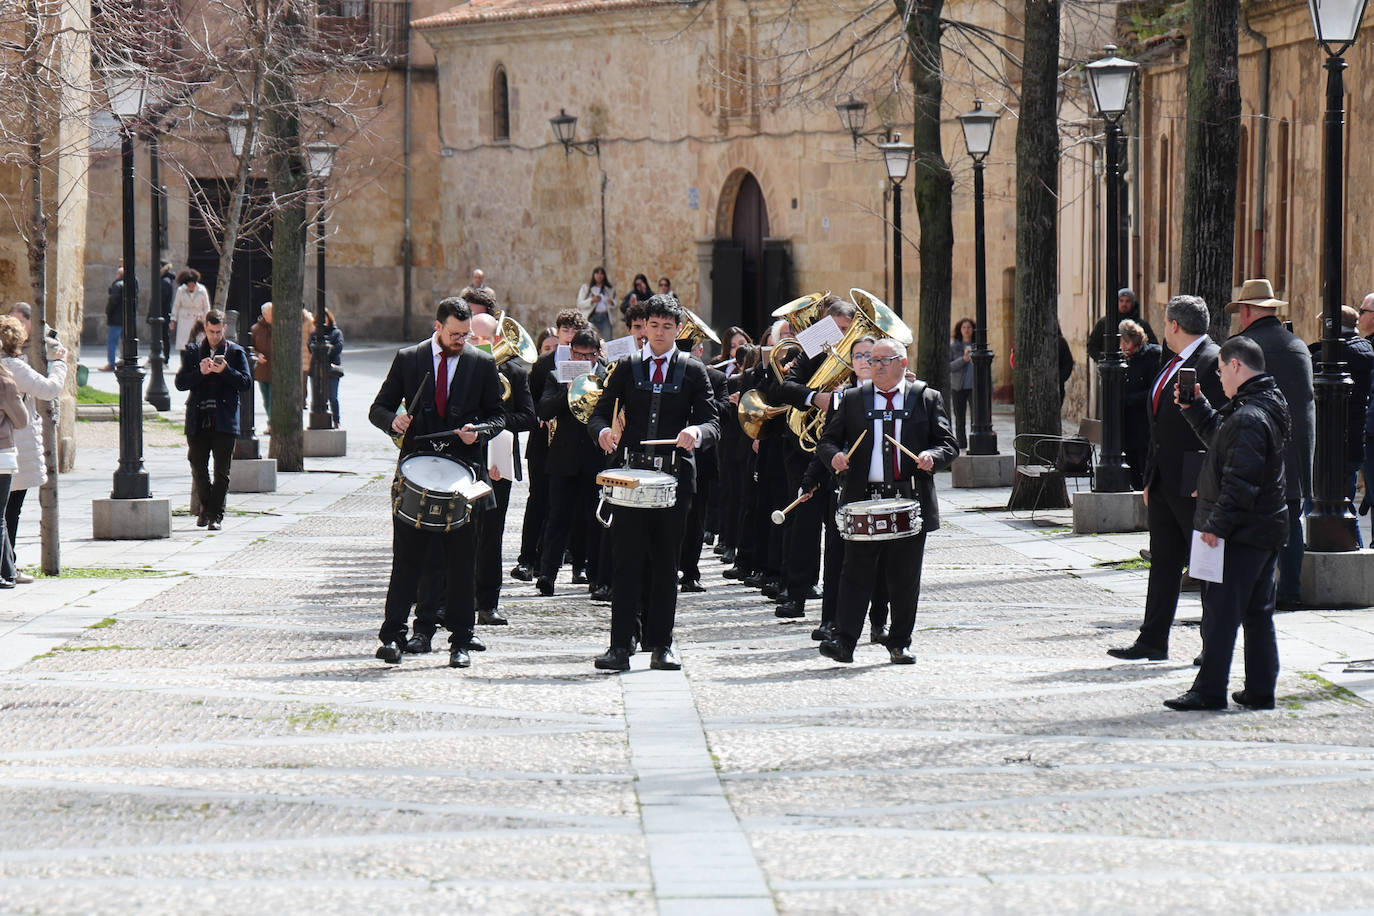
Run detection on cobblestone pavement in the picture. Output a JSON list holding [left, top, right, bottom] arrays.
[[3, 346, 1374, 914]]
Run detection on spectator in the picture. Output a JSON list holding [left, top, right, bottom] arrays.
[[618, 274, 652, 326], [300, 309, 316, 409], [1311, 306, 1373, 546], [309, 308, 344, 428], [461, 268, 495, 302], [250, 302, 273, 420], [174, 310, 251, 530], [1087, 288, 1155, 365], [577, 266, 615, 339], [948, 317, 975, 450], [103, 266, 132, 371], [1229, 278, 1314, 609], [156, 262, 175, 358], [0, 357, 29, 588], [170, 268, 211, 352], [1166, 335, 1289, 711], [1120, 318, 1162, 490], [658, 276, 674, 298], [0, 314, 63, 585]]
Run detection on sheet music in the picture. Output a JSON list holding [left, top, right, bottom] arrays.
[[555, 344, 571, 365], [489, 429, 515, 480], [555, 359, 592, 383], [605, 335, 637, 362], [1188, 530, 1225, 583], [796, 315, 844, 358]]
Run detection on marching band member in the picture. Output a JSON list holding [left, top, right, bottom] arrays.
[[369, 297, 505, 669], [678, 337, 729, 593], [814, 338, 958, 664], [587, 295, 720, 672]]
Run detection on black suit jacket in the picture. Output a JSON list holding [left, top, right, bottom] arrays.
[[586, 348, 721, 496], [496, 360, 537, 477], [1143, 336, 1225, 498], [696, 365, 729, 483], [815, 379, 959, 532], [538, 359, 608, 477], [524, 350, 556, 466], [369, 339, 506, 475]]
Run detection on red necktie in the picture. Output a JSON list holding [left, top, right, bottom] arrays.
[[435, 355, 449, 417], [880, 389, 901, 480], [1151, 356, 1181, 413], [652, 356, 666, 384]]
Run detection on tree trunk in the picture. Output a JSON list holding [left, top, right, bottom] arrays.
[[902, 0, 953, 393], [264, 48, 307, 472], [1177, 0, 1240, 340], [1013, 0, 1062, 437]]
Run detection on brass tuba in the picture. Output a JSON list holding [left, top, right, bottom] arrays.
[[737, 388, 790, 439], [491, 315, 538, 402], [676, 306, 722, 351], [784, 288, 914, 452], [568, 362, 616, 424], [771, 290, 830, 336]]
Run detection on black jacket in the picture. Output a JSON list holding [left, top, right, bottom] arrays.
[[586, 348, 721, 497], [815, 379, 960, 532], [1309, 330, 1372, 463], [1088, 307, 1155, 364], [494, 359, 537, 478], [174, 339, 252, 436], [1123, 342, 1163, 454], [106, 277, 136, 326], [537, 359, 606, 477], [1237, 315, 1313, 501], [525, 350, 555, 467], [1184, 373, 1290, 549], [1144, 336, 1226, 499]]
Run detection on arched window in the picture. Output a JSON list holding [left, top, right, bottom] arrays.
[[492, 65, 510, 142]]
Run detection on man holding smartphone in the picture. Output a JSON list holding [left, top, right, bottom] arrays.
[[174, 310, 252, 530]]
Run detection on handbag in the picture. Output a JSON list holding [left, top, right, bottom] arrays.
[[329, 366, 344, 378], [0, 448, 17, 473]]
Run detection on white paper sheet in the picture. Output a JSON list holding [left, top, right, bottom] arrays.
[[489, 429, 515, 481], [1188, 530, 1225, 583], [555, 359, 592, 384], [605, 335, 637, 361], [555, 344, 571, 365], [796, 315, 844, 358]]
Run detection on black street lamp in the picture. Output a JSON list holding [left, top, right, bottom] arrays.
[[1085, 45, 1138, 493], [144, 129, 170, 411], [958, 99, 1002, 456], [103, 61, 154, 501], [305, 133, 338, 432], [225, 109, 260, 460], [1306, 0, 1368, 551], [878, 132, 912, 320], [549, 109, 599, 157]]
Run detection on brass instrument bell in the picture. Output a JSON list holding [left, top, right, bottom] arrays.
[[676, 307, 722, 350], [737, 388, 790, 440], [490, 315, 538, 402], [771, 290, 830, 335]]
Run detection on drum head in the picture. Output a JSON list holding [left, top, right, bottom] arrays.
[[399, 455, 476, 493]]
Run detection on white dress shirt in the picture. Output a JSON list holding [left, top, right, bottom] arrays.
[[1150, 334, 1208, 407], [869, 383, 904, 484], [431, 335, 461, 395]]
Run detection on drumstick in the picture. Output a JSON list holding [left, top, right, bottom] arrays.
[[845, 429, 868, 461], [771, 488, 815, 525], [884, 433, 923, 465], [640, 437, 681, 446]]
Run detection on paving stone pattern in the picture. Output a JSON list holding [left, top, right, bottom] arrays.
[[4, 349, 1374, 913]]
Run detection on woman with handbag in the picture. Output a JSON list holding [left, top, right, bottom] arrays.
[[309, 308, 345, 427], [0, 346, 32, 588]]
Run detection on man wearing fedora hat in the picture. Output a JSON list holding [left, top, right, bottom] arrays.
[[1228, 278, 1314, 610]]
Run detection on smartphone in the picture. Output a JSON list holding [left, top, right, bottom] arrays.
[[212, 354, 227, 366], [1177, 367, 1196, 403]]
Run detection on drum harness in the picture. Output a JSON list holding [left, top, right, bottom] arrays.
[[860, 379, 923, 502], [624, 350, 687, 476]]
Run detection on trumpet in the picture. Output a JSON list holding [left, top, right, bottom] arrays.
[[738, 388, 789, 439]]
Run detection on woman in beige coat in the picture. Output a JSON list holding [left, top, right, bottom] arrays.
[[170, 268, 211, 351], [0, 350, 31, 588]]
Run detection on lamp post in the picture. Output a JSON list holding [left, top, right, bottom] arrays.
[[305, 133, 338, 432], [225, 109, 260, 460], [958, 99, 1002, 456], [836, 96, 869, 148], [104, 62, 153, 500], [144, 129, 170, 412], [1307, 0, 1368, 551], [1085, 45, 1138, 493], [878, 133, 912, 320]]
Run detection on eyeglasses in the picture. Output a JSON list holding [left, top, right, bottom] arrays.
[[570, 350, 599, 360], [851, 352, 873, 363], [1361, 308, 1374, 316], [869, 355, 903, 367]]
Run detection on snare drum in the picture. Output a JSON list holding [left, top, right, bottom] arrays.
[[596, 467, 679, 509], [836, 497, 922, 541], [393, 454, 492, 532]]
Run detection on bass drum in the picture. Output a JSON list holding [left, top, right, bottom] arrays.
[[392, 454, 488, 532], [835, 497, 922, 541]]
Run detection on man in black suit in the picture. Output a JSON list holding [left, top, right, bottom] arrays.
[[678, 337, 729, 593], [814, 338, 959, 664], [535, 328, 607, 595], [369, 297, 506, 669], [1108, 295, 1225, 661], [587, 295, 720, 672]]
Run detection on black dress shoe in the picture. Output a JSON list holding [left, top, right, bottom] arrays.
[[761, 579, 781, 599], [535, 577, 555, 596], [375, 642, 403, 664], [403, 634, 432, 654], [1232, 690, 1276, 710], [1163, 690, 1226, 711], [196, 512, 209, 528], [869, 625, 889, 645], [510, 564, 534, 582], [571, 569, 589, 585], [703, 532, 715, 546], [805, 586, 822, 600], [1106, 642, 1168, 661], [1193, 654, 1203, 666], [713, 543, 726, 556], [1275, 598, 1303, 611], [722, 565, 748, 580], [449, 647, 471, 668], [650, 646, 682, 670], [889, 645, 916, 665], [477, 609, 508, 626], [594, 646, 632, 671], [680, 579, 705, 593], [811, 621, 833, 641], [722, 547, 736, 564], [775, 600, 804, 619], [818, 638, 854, 663], [590, 584, 612, 602], [466, 635, 486, 652], [207, 515, 222, 531], [742, 572, 767, 588]]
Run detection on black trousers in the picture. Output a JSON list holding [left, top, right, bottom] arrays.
[[782, 449, 823, 602], [733, 445, 762, 573], [540, 472, 602, 584], [718, 438, 744, 550], [517, 465, 548, 568], [5, 488, 23, 559], [382, 515, 477, 648], [475, 477, 512, 611], [1137, 489, 1196, 652], [951, 388, 971, 449], [679, 469, 713, 582], [187, 429, 235, 519], [1192, 540, 1279, 701], [757, 440, 789, 577], [609, 497, 690, 650], [834, 531, 927, 648]]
